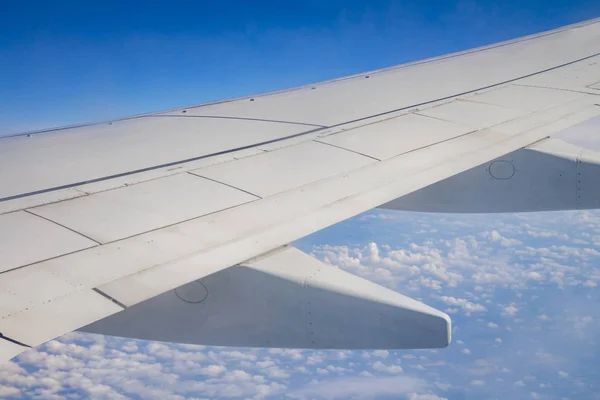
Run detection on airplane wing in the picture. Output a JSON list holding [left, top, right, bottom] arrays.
[[2, 18, 600, 364]]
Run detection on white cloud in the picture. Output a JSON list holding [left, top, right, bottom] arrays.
[[439, 296, 486, 312], [408, 394, 448, 400], [527, 271, 544, 281], [256, 360, 275, 368], [199, 365, 227, 377], [502, 304, 519, 317], [372, 350, 389, 359], [485, 230, 522, 247], [268, 349, 304, 360], [372, 361, 403, 374], [264, 366, 290, 379], [0, 385, 20, 398], [221, 370, 252, 382], [306, 355, 324, 365], [288, 376, 425, 399]]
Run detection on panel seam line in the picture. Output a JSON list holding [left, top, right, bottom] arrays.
[[512, 83, 600, 95], [0, 333, 31, 348], [147, 114, 326, 127], [312, 139, 381, 161], [23, 209, 102, 245], [92, 288, 128, 309], [187, 172, 263, 199]]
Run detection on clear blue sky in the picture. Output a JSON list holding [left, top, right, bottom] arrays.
[[1, 0, 599, 134]]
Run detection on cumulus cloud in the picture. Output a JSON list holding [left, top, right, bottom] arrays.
[[439, 296, 486, 313], [502, 304, 519, 317], [408, 394, 448, 400], [199, 364, 227, 376], [372, 350, 389, 359], [484, 230, 522, 247], [288, 376, 425, 399], [372, 361, 404, 374]]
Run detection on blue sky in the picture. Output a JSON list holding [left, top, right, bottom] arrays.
[[1, 1, 600, 399], [1, 0, 600, 134]]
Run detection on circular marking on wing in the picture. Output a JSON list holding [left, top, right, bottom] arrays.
[[489, 160, 515, 180], [174, 280, 209, 304]]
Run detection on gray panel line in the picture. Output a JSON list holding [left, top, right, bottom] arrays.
[[186, 172, 262, 199], [0, 333, 31, 348], [513, 83, 600, 95], [320, 127, 479, 162], [24, 209, 102, 245], [92, 288, 128, 309], [149, 114, 325, 128], [313, 139, 381, 161], [0, 245, 99, 276]]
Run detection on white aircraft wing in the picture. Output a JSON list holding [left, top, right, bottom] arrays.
[[1, 18, 600, 364]]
